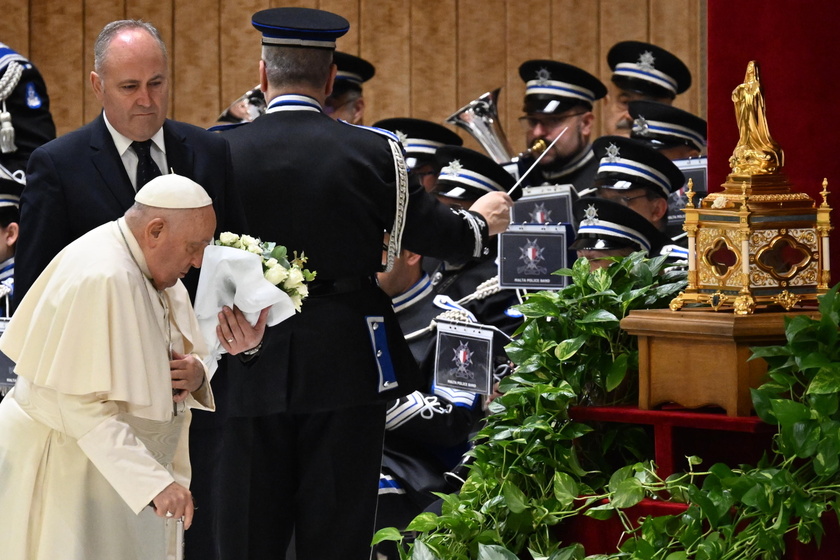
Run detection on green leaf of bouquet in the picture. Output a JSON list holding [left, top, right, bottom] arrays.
[[411, 539, 438, 560], [270, 245, 288, 261], [549, 543, 585, 560], [665, 552, 688, 560], [371, 527, 403, 545]]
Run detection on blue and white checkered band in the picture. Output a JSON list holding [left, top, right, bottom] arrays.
[[613, 62, 678, 95], [633, 117, 706, 150], [0, 194, 20, 209], [335, 70, 363, 84], [266, 94, 323, 113], [525, 78, 595, 103], [598, 155, 672, 198], [404, 138, 445, 156], [440, 161, 504, 195], [577, 220, 651, 254], [261, 36, 336, 48]]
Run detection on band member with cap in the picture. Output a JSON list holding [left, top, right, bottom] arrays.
[[430, 145, 521, 356], [515, 59, 607, 192], [324, 51, 375, 124], [0, 182, 20, 311], [590, 135, 684, 233], [571, 196, 669, 270], [604, 40, 692, 137], [629, 100, 707, 161], [374, 117, 463, 192], [0, 174, 260, 560], [0, 40, 55, 223], [214, 8, 512, 559], [374, 247, 485, 560]]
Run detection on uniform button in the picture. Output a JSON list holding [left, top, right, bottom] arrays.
[[376, 350, 383, 357], [372, 323, 379, 330], [483, 247, 490, 255]]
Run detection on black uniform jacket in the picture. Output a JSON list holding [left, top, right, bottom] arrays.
[[15, 114, 246, 304], [221, 97, 491, 416]]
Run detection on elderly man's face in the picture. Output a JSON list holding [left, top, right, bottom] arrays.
[[147, 206, 216, 290], [91, 28, 169, 142]]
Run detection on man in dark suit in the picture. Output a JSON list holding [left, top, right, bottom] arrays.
[[13, 19, 246, 560], [215, 8, 512, 560], [15, 20, 245, 305]]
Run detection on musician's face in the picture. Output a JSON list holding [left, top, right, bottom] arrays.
[[604, 83, 673, 137], [523, 109, 593, 167]]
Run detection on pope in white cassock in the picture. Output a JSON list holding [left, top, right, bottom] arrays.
[[0, 174, 245, 560]]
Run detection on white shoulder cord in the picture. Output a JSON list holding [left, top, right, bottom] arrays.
[[384, 139, 409, 272]]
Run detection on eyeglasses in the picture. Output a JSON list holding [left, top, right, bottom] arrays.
[[518, 112, 586, 131]]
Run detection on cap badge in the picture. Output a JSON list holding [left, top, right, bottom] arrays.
[[535, 67, 551, 84], [605, 143, 621, 163], [637, 51, 656, 71], [581, 203, 600, 226], [633, 115, 650, 136], [395, 129, 408, 145], [444, 159, 463, 176]]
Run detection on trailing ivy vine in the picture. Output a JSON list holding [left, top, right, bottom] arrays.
[[374, 256, 840, 560]]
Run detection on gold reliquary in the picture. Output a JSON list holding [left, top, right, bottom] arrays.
[[670, 61, 832, 315]]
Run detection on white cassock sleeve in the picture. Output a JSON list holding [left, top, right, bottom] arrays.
[[52, 388, 176, 514]]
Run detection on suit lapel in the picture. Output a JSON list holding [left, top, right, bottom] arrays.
[[163, 121, 194, 176], [90, 114, 135, 209]]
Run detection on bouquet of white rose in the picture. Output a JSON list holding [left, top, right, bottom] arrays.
[[194, 232, 317, 374], [215, 232, 316, 312]]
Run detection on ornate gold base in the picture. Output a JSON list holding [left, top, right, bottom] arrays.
[[670, 289, 822, 315]]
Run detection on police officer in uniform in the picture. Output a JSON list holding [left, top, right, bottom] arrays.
[[373, 117, 463, 192], [570, 196, 670, 270], [588, 135, 688, 261], [604, 40, 692, 137], [514, 59, 606, 192], [324, 51, 374, 124], [0, 41, 55, 220], [215, 8, 512, 560], [629, 100, 706, 161]]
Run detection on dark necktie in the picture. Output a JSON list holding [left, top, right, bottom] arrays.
[[132, 140, 162, 190]]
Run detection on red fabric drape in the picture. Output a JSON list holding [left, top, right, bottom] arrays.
[[707, 1, 840, 283]]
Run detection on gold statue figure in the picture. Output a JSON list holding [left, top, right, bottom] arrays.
[[729, 61, 784, 175]]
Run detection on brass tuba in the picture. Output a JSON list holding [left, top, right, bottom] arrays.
[[446, 87, 545, 164]]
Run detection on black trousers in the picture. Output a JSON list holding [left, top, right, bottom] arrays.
[[216, 403, 387, 560]]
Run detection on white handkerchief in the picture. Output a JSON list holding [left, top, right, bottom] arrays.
[[194, 245, 296, 376]]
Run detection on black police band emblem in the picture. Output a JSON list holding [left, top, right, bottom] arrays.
[[518, 238, 547, 275], [434, 321, 493, 394], [528, 202, 552, 224]]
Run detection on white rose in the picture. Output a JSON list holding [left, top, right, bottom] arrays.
[[265, 258, 278, 268], [240, 234, 258, 247], [247, 243, 262, 254], [264, 264, 289, 285], [296, 284, 309, 298], [219, 231, 239, 245], [290, 293, 303, 312], [283, 267, 304, 290]]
